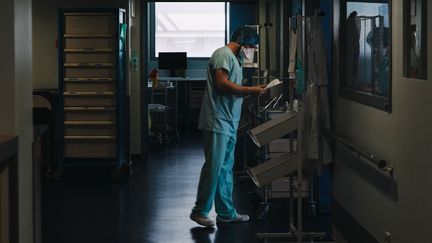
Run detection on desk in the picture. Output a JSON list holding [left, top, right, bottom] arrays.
[[158, 77, 206, 133]]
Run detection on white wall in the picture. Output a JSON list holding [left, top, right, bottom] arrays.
[[32, 0, 126, 89], [332, 1, 432, 242], [129, 0, 141, 155], [0, 0, 16, 133], [393, 2, 432, 242], [0, 0, 34, 242], [32, 0, 142, 154]]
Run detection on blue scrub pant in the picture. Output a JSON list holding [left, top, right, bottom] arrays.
[[192, 131, 237, 219]]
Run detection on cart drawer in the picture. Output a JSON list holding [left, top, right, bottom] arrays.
[[64, 96, 116, 107], [64, 67, 116, 78], [64, 38, 116, 49], [64, 14, 116, 34], [64, 83, 116, 92], [64, 53, 115, 63], [64, 140, 116, 158], [64, 125, 116, 136], [65, 109, 116, 121]]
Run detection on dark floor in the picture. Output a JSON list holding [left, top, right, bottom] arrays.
[[42, 131, 339, 243]]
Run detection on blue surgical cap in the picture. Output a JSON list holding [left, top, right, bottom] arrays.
[[230, 26, 259, 46]]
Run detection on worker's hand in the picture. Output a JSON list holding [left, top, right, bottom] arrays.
[[249, 85, 267, 96]]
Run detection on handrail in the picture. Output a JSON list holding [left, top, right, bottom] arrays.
[[323, 129, 394, 176]]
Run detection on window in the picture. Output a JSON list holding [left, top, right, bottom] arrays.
[[154, 2, 227, 58], [339, 0, 392, 111], [404, 0, 427, 79]]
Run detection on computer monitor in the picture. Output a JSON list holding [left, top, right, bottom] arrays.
[[158, 52, 187, 77]]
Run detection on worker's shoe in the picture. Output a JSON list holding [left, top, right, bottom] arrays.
[[190, 212, 215, 227], [216, 213, 250, 223]]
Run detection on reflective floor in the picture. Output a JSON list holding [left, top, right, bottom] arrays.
[[42, 131, 344, 243]]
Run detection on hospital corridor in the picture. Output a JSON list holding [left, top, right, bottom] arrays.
[[0, 0, 431, 243]]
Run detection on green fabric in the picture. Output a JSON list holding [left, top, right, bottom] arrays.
[[192, 131, 237, 218], [119, 23, 127, 51], [198, 46, 243, 137], [230, 26, 259, 46]]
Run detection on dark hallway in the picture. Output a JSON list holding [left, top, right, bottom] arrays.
[[42, 133, 338, 243]]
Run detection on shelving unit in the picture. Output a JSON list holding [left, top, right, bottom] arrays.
[[58, 9, 129, 178], [148, 82, 178, 143]]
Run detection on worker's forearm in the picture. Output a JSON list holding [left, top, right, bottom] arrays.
[[215, 79, 252, 96]]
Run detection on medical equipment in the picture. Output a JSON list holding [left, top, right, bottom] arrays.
[[246, 15, 332, 243], [248, 148, 299, 188], [247, 111, 297, 148]]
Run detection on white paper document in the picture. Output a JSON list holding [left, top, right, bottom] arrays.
[[265, 79, 282, 90]]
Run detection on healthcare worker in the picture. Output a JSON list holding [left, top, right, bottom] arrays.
[[190, 26, 266, 227]]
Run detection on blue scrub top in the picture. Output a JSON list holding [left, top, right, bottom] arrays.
[[198, 46, 244, 137]]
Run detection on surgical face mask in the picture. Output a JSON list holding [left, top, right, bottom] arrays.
[[239, 47, 255, 60]]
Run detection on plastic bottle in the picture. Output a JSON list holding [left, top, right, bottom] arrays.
[[293, 99, 298, 112]]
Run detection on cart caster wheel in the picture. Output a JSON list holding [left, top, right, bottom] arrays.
[[122, 162, 132, 175], [110, 169, 122, 181], [48, 167, 63, 181], [257, 236, 269, 243], [256, 202, 270, 220], [306, 201, 317, 216], [110, 162, 132, 181]]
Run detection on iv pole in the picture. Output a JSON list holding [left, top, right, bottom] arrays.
[[243, 23, 273, 219]]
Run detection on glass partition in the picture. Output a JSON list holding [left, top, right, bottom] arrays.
[[339, 0, 392, 111], [345, 2, 390, 96]]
